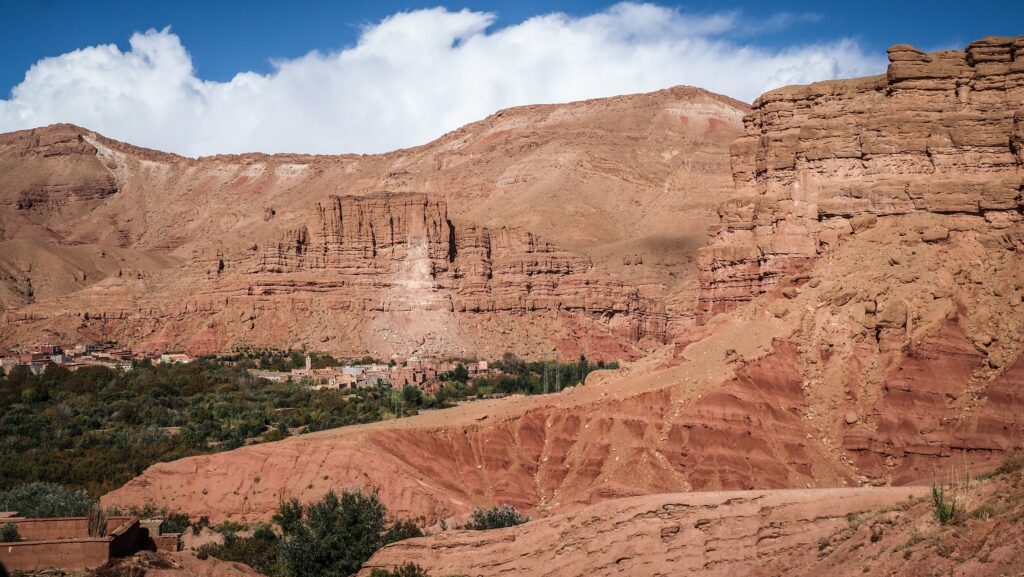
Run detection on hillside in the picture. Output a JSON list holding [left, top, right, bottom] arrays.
[[361, 460, 1024, 576], [0, 86, 746, 359]]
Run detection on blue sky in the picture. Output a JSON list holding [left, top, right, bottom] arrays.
[[1, 1, 1021, 155]]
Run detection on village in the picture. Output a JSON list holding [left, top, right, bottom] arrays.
[[0, 342, 499, 396], [255, 354, 494, 394]]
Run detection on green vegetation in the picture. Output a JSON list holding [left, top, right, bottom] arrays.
[[930, 483, 969, 526], [227, 348, 348, 371], [0, 352, 620, 498], [369, 564, 432, 577], [995, 451, 1024, 476], [0, 522, 19, 542], [468, 353, 618, 396], [159, 511, 191, 534], [462, 504, 529, 530], [0, 361, 391, 495], [199, 526, 286, 577], [200, 488, 423, 577], [0, 482, 93, 517]]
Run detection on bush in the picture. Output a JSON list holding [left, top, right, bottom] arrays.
[[272, 498, 304, 535], [383, 518, 424, 544], [278, 489, 387, 577], [931, 484, 965, 525], [88, 505, 108, 537], [198, 489, 427, 577], [0, 482, 94, 517], [198, 533, 283, 577], [369, 563, 432, 577], [0, 522, 19, 542], [463, 505, 529, 531], [160, 512, 191, 534], [996, 451, 1024, 475]]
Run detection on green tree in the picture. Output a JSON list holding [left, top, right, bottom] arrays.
[[273, 497, 304, 535], [0, 482, 94, 517], [451, 364, 469, 383], [383, 518, 424, 544], [278, 489, 386, 577], [463, 504, 529, 530], [401, 385, 423, 407]]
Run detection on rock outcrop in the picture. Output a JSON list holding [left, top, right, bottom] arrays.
[[360, 487, 927, 577], [697, 36, 1024, 321], [364, 468, 1024, 577]]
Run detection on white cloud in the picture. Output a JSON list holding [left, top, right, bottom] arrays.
[[0, 3, 886, 156]]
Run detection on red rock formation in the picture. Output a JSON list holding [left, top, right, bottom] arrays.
[[102, 341, 853, 523], [697, 36, 1024, 321], [0, 86, 746, 358], [359, 486, 928, 577], [364, 470, 1024, 577]]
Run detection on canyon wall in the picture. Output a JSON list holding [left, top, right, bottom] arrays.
[[697, 36, 1024, 320]]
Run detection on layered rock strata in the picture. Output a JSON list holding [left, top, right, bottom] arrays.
[[359, 487, 927, 577], [0, 86, 746, 357], [697, 35, 1024, 321], [2, 191, 665, 358]]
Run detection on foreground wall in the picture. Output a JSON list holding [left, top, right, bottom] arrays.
[[0, 516, 140, 572]]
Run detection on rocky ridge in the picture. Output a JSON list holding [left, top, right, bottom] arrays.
[[0, 87, 746, 358]]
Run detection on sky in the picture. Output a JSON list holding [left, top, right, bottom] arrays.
[[1, 0, 1021, 156]]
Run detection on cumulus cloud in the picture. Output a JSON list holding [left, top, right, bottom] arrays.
[[0, 3, 885, 156]]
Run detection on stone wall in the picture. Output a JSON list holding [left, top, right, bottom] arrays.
[[0, 516, 140, 572]]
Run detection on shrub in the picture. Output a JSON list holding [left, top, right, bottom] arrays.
[[0, 522, 19, 542], [369, 563, 431, 577], [996, 451, 1024, 476], [971, 502, 998, 520], [192, 515, 210, 535], [88, 505, 108, 537], [253, 523, 277, 541], [0, 482, 94, 517], [197, 533, 283, 577], [931, 484, 965, 525], [278, 488, 386, 577], [272, 497, 304, 535], [160, 512, 191, 534], [463, 505, 529, 531], [383, 518, 424, 544]]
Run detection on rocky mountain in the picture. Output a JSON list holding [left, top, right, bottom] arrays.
[[102, 34, 1024, 547], [0, 86, 746, 358]]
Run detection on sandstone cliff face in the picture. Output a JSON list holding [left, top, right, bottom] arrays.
[[697, 36, 1024, 321], [0, 86, 745, 357], [691, 35, 1024, 487]]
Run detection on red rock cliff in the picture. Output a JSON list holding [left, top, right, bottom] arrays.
[[697, 36, 1024, 321]]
